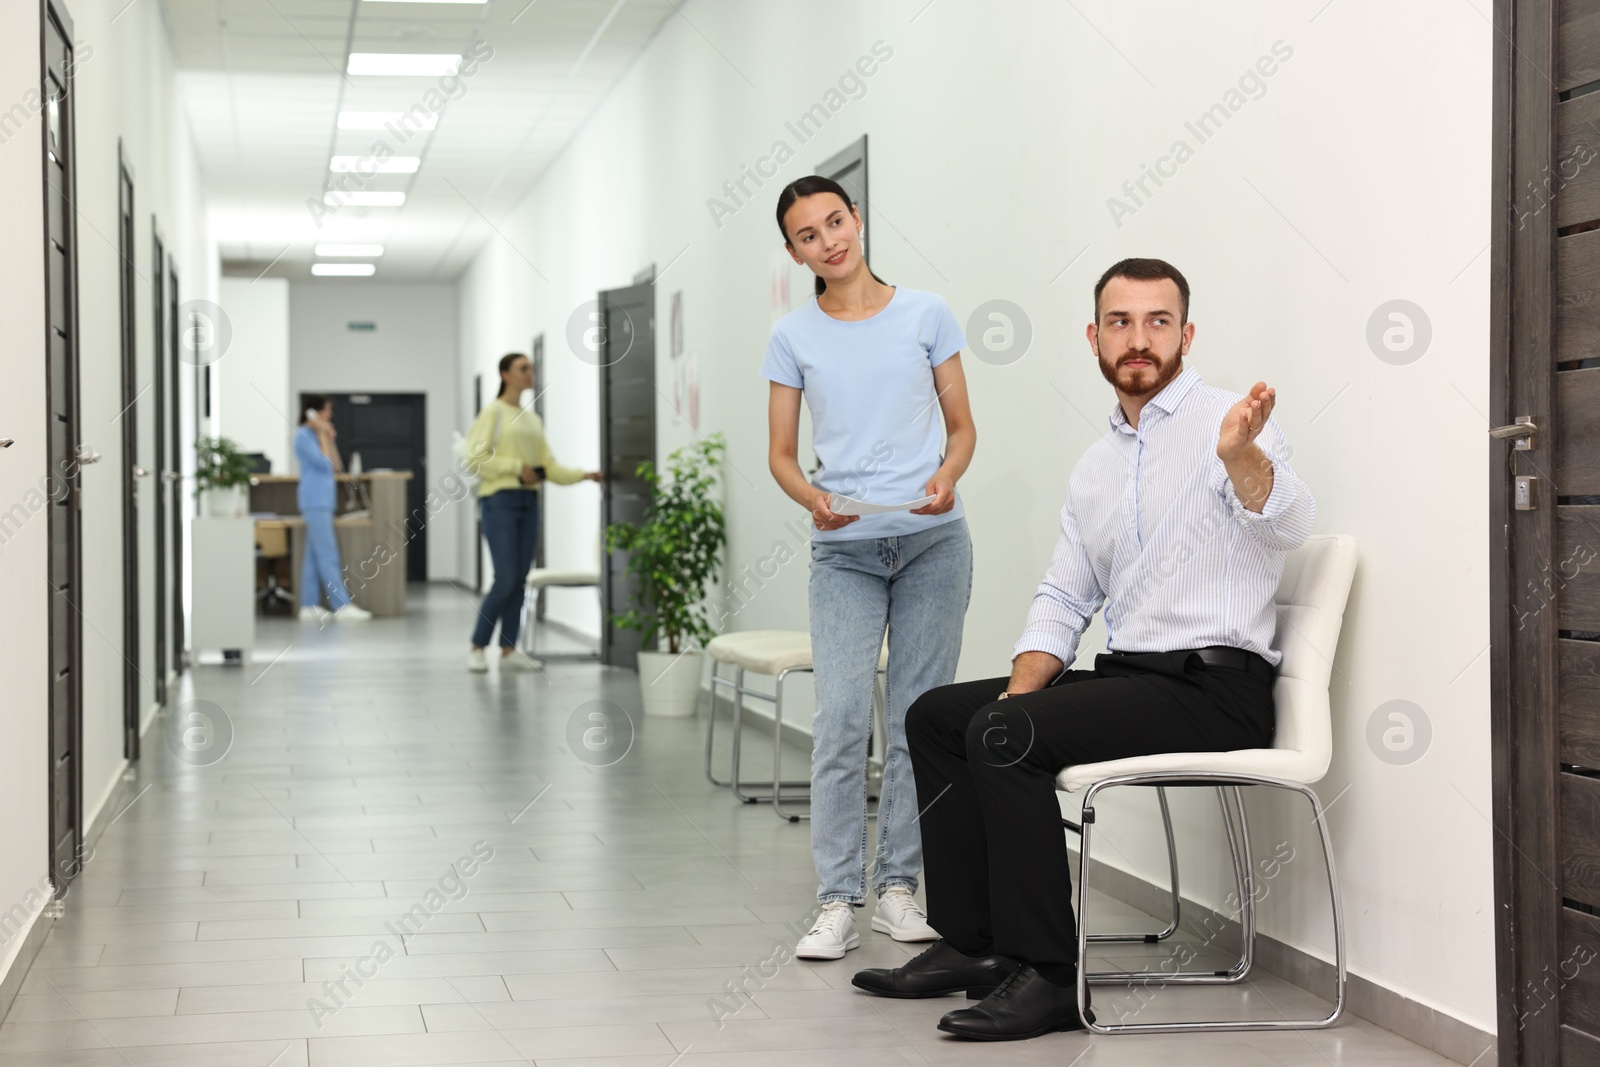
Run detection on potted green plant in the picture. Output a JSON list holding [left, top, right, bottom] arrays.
[[195, 436, 254, 517], [605, 434, 727, 717]]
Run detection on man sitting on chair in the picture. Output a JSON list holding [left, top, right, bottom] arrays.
[[850, 258, 1314, 1041]]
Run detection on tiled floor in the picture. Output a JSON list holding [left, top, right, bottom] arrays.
[[2, 586, 1462, 1065]]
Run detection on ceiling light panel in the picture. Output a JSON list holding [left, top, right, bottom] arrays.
[[312, 263, 378, 276], [338, 110, 439, 131], [315, 244, 385, 257], [330, 155, 421, 173], [325, 191, 407, 206], [347, 53, 460, 76]]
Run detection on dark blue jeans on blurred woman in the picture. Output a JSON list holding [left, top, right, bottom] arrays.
[[472, 488, 540, 649]]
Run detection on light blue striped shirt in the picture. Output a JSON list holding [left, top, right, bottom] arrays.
[[1014, 368, 1314, 667]]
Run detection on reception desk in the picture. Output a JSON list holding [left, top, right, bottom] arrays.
[[249, 471, 413, 617]]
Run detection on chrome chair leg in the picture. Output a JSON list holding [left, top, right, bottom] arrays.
[[1082, 785, 1182, 946], [1074, 770, 1347, 1034], [705, 662, 730, 787]]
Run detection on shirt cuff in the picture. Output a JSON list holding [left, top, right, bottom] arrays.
[[1213, 456, 1294, 522], [1012, 630, 1073, 665]]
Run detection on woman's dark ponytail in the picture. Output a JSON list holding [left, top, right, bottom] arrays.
[[775, 176, 888, 297], [496, 352, 526, 398]]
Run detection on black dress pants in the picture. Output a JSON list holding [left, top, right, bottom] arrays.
[[905, 650, 1276, 974]]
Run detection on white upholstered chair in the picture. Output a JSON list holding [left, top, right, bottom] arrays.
[[703, 630, 887, 821], [1056, 533, 1358, 1034]]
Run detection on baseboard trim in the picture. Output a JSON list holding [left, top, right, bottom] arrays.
[[0, 903, 52, 1026], [1076, 850, 1496, 1064]]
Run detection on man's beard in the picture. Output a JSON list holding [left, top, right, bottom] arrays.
[[1097, 347, 1183, 398]]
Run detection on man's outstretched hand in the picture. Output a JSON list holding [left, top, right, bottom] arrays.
[[1217, 381, 1276, 513], [1217, 381, 1274, 462]]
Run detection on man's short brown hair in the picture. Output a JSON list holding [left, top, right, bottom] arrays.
[[1093, 258, 1191, 324]]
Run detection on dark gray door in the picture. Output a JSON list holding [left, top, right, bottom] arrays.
[[150, 225, 166, 705], [1492, 0, 1600, 1061], [472, 374, 483, 592], [117, 145, 140, 760], [598, 281, 654, 669], [44, 0, 84, 891], [167, 260, 184, 673], [323, 392, 427, 581], [818, 135, 869, 255]]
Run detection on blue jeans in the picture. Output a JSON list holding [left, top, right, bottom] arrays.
[[473, 489, 540, 648], [808, 517, 972, 904], [300, 508, 352, 610]]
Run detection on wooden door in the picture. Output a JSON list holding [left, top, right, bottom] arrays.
[[43, 0, 84, 891], [598, 282, 654, 669], [1492, 0, 1600, 1061], [116, 145, 140, 760]]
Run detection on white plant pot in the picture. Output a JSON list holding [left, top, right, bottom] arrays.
[[637, 650, 704, 719], [201, 486, 246, 518]]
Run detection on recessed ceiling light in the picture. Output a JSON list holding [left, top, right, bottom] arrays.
[[330, 156, 420, 174], [362, 0, 485, 4], [338, 111, 438, 131], [324, 191, 406, 207], [312, 263, 378, 276], [315, 244, 385, 257], [347, 53, 460, 76]]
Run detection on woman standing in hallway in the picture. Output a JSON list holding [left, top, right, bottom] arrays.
[[464, 353, 603, 673], [765, 176, 977, 960], [296, 397, 372, 621]]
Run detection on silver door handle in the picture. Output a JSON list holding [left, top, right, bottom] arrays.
[[0, 439, 13, 448], [162, 470, 181, 483], [76, 447, 100, 464], [133, 466, 150, 478], [1488, 416, 1536, 450]]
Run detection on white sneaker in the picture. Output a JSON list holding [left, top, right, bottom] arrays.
[[334, 604, 373, 621], [871, 886, 938, 942], [795, 901, 859, 960], [298, 606, 325, 622], [467, 648, 488, 673], [498, 649, 544, 671]]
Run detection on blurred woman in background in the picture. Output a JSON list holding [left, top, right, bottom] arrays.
[[296, 396, 371, 621], [464, 353, 602, 673]]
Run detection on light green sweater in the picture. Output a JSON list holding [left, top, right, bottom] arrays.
[[464, 400, 585, 498]]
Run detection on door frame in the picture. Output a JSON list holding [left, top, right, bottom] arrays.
[[42, 0, 82, 894], [598, 280, 655, 669], [1489, 0, 1564, 1061], [116, 141, 140, 761], [168, 257, 184, 674], [150, 220, 166, 706]]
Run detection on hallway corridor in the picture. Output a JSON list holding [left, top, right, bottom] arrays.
[[0, 589, 1458, 1065]]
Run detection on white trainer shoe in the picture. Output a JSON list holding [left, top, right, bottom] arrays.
[[795, 901, 860, 960], [467, 648, 488, 673], [871, 885, 938, 942], [334, 604, 373, 621], [298, 606, 324, 622], [498, 649, 544, 671]]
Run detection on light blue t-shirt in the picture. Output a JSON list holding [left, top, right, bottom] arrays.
[[762, 287, 967, 541], [294, 425, 336, 512]]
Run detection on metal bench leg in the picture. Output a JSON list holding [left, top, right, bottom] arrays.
[[705, 663, 729, 787], [772, 667, 813, 822], [1074, 772, 1347, 1034]]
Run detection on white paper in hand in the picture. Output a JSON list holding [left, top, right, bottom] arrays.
[[828, 492, 937, 516]]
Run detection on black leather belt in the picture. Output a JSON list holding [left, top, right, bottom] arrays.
[[1110, 646, 1276, 678]]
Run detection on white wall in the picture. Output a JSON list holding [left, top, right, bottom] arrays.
[[216, 277, 291, 470], [0, 0, 54, 990], [74, 0, 218, 835], [456, 0, 1495, 1034], [0, 0, 217, 991], [288, 281, 461, 582]]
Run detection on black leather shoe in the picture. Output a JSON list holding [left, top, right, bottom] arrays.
[[936, 964, 1092, 1040], [852, 940, 1021, 999]]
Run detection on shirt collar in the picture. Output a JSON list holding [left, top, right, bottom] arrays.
[[1107, 366, 1203, 433]]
